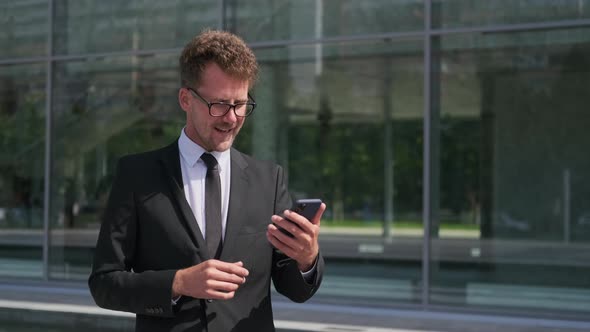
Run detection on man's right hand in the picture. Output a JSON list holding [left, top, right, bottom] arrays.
[[172, 260, 249, 300]]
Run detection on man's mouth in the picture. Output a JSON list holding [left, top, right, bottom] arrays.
[[215, 127, 232, 133]]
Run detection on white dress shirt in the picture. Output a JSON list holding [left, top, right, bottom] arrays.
[[178, 128, 231, 242]]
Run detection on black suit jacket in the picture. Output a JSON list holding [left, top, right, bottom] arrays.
[[88, 141, 324, 332]]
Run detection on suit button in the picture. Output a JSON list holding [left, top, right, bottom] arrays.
[[206, 299, 213, 303]]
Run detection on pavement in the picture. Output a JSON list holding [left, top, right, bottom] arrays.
[[0, 281, 589, 332]]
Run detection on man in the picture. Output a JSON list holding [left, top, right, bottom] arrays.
[[88, 30, 326, 331]]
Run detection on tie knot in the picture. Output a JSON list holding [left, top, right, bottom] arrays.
[[201, 153, 219, 171]]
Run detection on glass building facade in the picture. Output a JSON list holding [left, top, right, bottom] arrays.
[[1, 0, 590, 321]]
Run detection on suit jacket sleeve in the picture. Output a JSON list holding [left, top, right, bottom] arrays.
[[270, 165, 324, 303], [88, 157, 177, 317]]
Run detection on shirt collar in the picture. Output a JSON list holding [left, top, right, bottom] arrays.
[[178, 128, 230, 171]]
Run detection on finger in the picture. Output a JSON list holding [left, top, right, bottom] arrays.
[[266, 228, 290, 254], [267, 230, 300, 259], [208, 279, 241, 293], [266, 227, 282, 246], [213, 260, 249, 278], [271, 215, 304, 238], [311, 203, 326, 226], [207, 289, 236, 300], [268, 223, 295, 244], [211, 269, 248, 285], [280, 211, 316, 234], [267, 224, 303, 251]]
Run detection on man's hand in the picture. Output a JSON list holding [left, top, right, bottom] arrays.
[[172, 260, 249, 300], [266, 203, 326, 271]]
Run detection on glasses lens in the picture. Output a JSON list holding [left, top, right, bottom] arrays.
[[210, 104, 231, 116], [235, 104, 254, 117], [209, 103, 254, 117]]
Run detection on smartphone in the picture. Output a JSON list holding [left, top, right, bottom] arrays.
[[277, 198, 323, 238], [291, 198, 323, 221]]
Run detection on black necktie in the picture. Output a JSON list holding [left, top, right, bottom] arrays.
[[201, 153, 222, 259]]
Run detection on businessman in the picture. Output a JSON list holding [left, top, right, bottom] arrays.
[[89, 29, 326, 331]]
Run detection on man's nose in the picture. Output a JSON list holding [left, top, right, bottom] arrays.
[[222, 107, 238, 122]]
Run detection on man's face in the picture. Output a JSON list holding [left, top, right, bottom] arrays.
[[180, 62, 249, 152]]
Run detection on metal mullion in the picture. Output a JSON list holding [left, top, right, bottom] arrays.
[[421, 0, 432, 309], [248, 31, 424, 50], [42, 0, 54, 281], [220, 0, 226, 30], [430, 18, 590, 36], [245, 19, 590, 50], [0, 57, 48, 66], [1, 19, 589, 68], [3, 18, 587, 68], [48, 47, 181, 63]]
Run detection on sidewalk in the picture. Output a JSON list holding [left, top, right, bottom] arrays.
[[1, 281, 589, 332]]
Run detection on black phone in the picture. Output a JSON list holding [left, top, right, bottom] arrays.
[[291, 198, 323, 221], [277, 198, 323, 238]]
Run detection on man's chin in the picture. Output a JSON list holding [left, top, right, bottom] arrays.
[[213, 140, 234, 152]]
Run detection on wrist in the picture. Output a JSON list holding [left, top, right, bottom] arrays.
[[297, 256, 315, 272], [172, 269, 184, 297]]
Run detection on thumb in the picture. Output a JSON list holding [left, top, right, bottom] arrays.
[[312, 203, 327, 225]]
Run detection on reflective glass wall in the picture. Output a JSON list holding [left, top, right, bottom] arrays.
[[1, 0, 589, 319], [0, 63, 46, 278], [430, 26, 590, 315]]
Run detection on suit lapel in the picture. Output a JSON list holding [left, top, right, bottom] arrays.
[[219, 148, 249, 261], [159, 141, 209, 260]]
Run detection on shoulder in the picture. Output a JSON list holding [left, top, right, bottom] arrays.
[[230, 148, 282, 172], [116, 141, 177, 172], [119, 142, 176, 163]]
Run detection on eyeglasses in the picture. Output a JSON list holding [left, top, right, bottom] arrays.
[[186, 87, 256, 117]]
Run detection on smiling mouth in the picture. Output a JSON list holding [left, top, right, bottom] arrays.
[[215, 127, 233, 133]]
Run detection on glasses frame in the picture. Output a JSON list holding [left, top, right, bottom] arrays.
[[186, 87, 256, 117]]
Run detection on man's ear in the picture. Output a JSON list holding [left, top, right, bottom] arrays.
[[178, 88, 191, 112]]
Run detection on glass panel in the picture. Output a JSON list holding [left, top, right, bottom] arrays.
[[53, 0, 219, 55], [0, 63, 46, 278], [49, 54, 184, 280], [430, 27, 590, 315], [433, 0, 590, 29], [227, 0, 424, 43], [254, 38, 424, 305], [0, 1, 48, 59]]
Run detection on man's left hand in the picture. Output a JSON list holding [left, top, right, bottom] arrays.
[[267, 203, 326, 271]]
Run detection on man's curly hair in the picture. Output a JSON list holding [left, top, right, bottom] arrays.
[[179, 29, 258, 89]]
